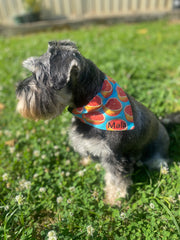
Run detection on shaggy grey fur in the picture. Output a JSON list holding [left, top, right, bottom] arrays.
[[16, 40, 175, 205]]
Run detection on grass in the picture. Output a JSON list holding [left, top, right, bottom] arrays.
[[0, 20, 180, 239]]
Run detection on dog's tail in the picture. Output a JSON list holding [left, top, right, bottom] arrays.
[[160, 112, 180, 127]]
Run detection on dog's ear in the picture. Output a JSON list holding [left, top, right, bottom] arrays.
[[67, 59, 80, 82], [23, 57, 49, 84], [23, 57, 37, 72]]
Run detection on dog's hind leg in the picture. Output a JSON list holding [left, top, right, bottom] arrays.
[[143, 122, 170, 170]]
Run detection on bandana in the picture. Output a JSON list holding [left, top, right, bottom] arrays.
[[69, 76, 135, 131]]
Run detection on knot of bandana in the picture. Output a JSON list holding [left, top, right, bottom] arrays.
[[69, 76, 135, 131]]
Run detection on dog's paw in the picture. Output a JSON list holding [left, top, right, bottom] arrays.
[[103, 195, 122, 207], [104, 185, 127, 207]]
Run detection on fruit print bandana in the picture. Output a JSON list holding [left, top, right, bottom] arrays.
[[70, 76, 135, 131]]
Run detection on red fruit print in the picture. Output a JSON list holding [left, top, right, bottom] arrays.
[[103, 98, 122, 116], [83, 111, 105, 125], [124, 105, 133, 122], [72, 107, 83, 115], [85, 95, 102, 112], [101, 80, 113, 98], [117, 86, 128, 102]]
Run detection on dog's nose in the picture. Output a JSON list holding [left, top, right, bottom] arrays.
[[16, 80, 25, 93]]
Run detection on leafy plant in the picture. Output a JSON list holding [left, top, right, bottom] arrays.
[[22, 0, 41, 13]]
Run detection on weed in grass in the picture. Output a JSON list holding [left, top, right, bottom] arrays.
[[0, 20, 180, 239]]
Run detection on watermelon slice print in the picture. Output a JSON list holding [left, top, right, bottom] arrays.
[[101, 79, 113, 98], [124, 105, 133, 122], [103, 98, 122, 116], [107, 76, 116, 84], [106, 119, 127, 131], [83, 111, 105, 125], [117, 86, 128, 102], [72, 107, 83, 115], [85, 95, 102, 112]]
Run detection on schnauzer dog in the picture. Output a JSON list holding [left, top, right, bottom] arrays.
[[16, 40, 172, 206]]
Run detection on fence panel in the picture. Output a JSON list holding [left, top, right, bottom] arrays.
[[0, 0, 173, 25]]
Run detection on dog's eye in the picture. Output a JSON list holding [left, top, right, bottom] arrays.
[[72, 52, 81, 62]]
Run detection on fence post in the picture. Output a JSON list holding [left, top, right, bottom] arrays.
[[75, 0, 83, 17]]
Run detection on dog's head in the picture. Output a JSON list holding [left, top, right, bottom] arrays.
[[16, 40, 83, 120]]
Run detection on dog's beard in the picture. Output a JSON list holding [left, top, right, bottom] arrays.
[[16, 84, 71, 120]]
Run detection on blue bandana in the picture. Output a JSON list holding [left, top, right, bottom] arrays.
[[70, 76, 135, 131]]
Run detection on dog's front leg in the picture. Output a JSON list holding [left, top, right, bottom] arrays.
[[102, 159, 132, 206]]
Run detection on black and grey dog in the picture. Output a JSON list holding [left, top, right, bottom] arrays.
[[16, 40, 177, 205]]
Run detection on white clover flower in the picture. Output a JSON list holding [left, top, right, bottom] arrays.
[[92, 190, 98, 200], [47, 230, 57, 240], [33, 150, 40, 157], [39, 187, 46, 193], [56, 196, 63, 204], [15, 195, 24, 206], [95, 163, 101, 171], [67, 199, 72, 204], [19, 179, 31, 190], [26, 134, 30, 140], [160, 166, 169, 175], [168, 195, 176, 203], [150, 203, 155, 209], [66, 172, 70, 177], [120, 212, 126, 219], [44, 168, 49, 173], [54, 145, 59, 150], [77, 169, 86, 177], [9, 147, 15, 154], [16, 153, 21, 159], [4, 130, 11, 137], [87, 225, 95, 236], [80, 157, 91, 166], [4, 205, 9, 211], [33, 173, 39, 179], [42, 154, 46, 159], [41, 126, 45, 131], [2, 173, 8, 181], [69, 186, 75, 192], [24, 180, 31, 190], [65, 160, 71, 165], [69, 212, 73, 216], [61, 129, 67, 135], [16, 131, 21, 137], [54, 151, 60, 157]]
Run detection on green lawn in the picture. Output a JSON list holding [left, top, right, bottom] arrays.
[[0, 20, 180, 240]]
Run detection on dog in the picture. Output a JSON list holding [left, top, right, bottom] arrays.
[[16, 40, 174, 206]]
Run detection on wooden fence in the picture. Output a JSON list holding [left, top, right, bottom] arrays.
[[0, 0, 173, 25]]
